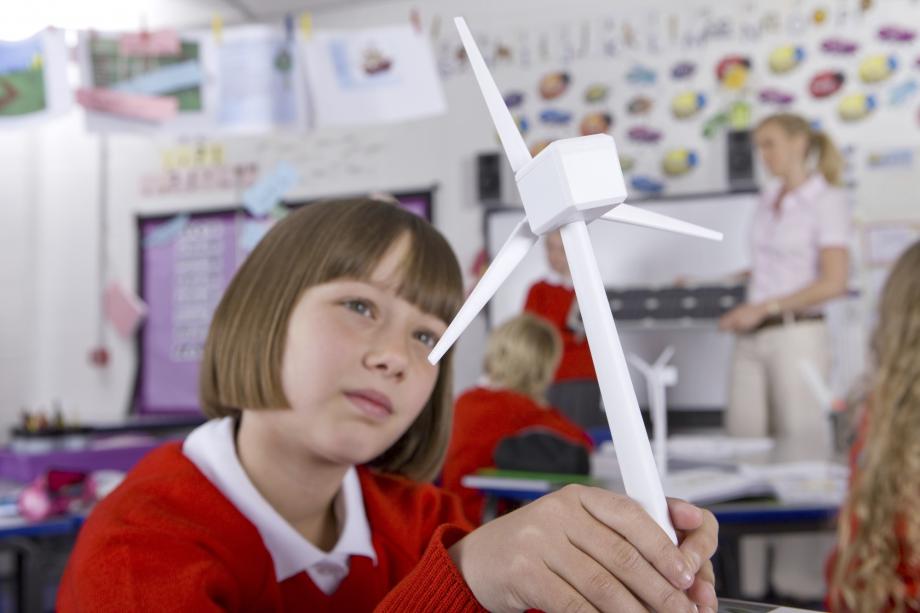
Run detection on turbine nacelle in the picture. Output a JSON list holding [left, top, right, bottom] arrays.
[[517, 134, 627, 235]]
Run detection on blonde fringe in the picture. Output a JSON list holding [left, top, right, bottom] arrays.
[[830, 242, 920, 612], [757, 113, 844, 186]]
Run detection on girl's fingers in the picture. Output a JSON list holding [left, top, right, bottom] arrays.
[[528, 561, 602, 613], [544, 541, 648, 613], [571, 485, 696, 591], [566, 511, 698, 613], [687, 566, 719, 610]]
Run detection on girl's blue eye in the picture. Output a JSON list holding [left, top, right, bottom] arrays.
[[414, 330, 438, 348], [344, 299, 373, 317]]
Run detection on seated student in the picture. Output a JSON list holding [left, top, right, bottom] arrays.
[[827, 240, 920, 612], [58, 198, 718, 612], [442, 313, 594, 525]]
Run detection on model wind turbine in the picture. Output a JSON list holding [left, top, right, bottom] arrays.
[[428, 17, 724, 543], [628, 347, 678, 478]]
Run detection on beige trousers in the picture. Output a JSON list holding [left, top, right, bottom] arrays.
[[726, 320, 835, 600], [726, 320, 831, 450]]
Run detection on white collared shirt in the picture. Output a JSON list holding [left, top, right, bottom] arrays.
[[748, 173, 850, 307], [183, 417, 377, 595]]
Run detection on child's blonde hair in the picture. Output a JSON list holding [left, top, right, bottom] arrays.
[[756, 112, 845, 186], [830, 240, 920, 612], [199, 198, 464, 482], [484, 314, 562, 402]]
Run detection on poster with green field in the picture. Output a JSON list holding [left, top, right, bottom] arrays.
[[0, 29, 70, 126], [0, 34, 47, 117]]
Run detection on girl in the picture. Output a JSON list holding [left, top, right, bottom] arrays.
[[828, 240, 920, 612], [442, 313, 593, 525], [59, 198, 718, 612], [525, 230, 604, 428], [720, 112, 850, 446], [719, 112, 850, 601]]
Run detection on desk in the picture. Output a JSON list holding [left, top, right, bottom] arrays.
[[0, 514, 84, 613], [463, 469, 838, 600]]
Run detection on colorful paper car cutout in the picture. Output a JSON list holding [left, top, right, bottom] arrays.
[[503, 91, 525, 108], [579, 111, 613, 136], [671, 91, 706, 118], [626, 65, 657, 84], [759, 88, 796, 105], [809, 71, 845, 98], [716, 55, 750, 81], [627, 95, 653, 115], [662, 149, 698, 176], [630, 175, 665, 194], [627, 125, 663, 143], [619, 154, 636, 172], [889, 80, 918, 106], [671, 62, 696, 79], [584, 84, 609, 103], [539, 71, 570, 100], [878, 26, 916, 42], [859, 54, 897, 83], [838, 93, 876, 121], [539, 108, 573, 124], [769, 45, 804, 73], [821, 38, 859, 55]]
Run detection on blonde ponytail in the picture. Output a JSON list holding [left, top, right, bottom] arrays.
[[811, 130, 844, 186]]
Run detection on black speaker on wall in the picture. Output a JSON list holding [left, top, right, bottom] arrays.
[[727, 130, 756, 191], [476, 152, 502, 204]]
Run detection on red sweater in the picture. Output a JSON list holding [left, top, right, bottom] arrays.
[[58, 443, 485, 612], [442, 387, 593, 524], [524, 281, 596, 382]]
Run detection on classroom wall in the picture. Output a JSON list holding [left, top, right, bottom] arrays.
[[4, 0, 920, 437]]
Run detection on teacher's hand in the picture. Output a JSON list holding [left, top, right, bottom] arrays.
[[719, 303, 767, 333]]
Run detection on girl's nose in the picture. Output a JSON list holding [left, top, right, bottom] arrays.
[[363, 330, 409, 380]]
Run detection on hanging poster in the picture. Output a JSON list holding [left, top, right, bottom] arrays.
[[0, 29, 71, 127], [301, 24, 446, 126]]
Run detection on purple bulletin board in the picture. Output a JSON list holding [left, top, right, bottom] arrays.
[[135, 190, 434, 414]]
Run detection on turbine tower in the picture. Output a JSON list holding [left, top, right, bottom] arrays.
[[429, 17, 724, 542]]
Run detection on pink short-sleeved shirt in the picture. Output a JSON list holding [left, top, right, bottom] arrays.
[[748, 173, 850, 307]]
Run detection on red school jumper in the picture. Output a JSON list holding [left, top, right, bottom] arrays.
[[524, 281, 596, 382], [442, 387, 594, 525], [58, 442, 485, 612]]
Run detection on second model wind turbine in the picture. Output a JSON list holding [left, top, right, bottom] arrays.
[[428, 17, 724, 542]]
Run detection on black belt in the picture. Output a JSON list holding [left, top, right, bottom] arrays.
[[753, 313, 824, 332]]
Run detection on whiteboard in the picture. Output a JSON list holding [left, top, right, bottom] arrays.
[[484, 192, 758, 410]]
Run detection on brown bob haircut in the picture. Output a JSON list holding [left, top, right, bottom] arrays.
[[199, 197, 464, 482]]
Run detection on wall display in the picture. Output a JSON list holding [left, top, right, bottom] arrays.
[[77, 30, 216, 133], [301, 24, 446, 126], [627, 125, 662, 143], [809, 70, 846, 98], [579, 111, 612, 135], [627, 95, 654, 115], [539, 108, 572, 125], [768, 44, 804, 74], [0, 29, 71, 126], [838, 92, 876, 121], [888, 79, 918, 106], [715, 55, 751, 89], [759, 87, 796, 105], [538, 71, 570, 99], [858, 53, 897, 82], [670, 91, 706, 118], [584, 83, 608, 102], [821, 38, 859, 55], [630, 175, 665, 194], [215, 25, 306, 132], [661, 148, 698, 176], [503, 91, 525, 107], [671, 61, 696, 79], [626, 64, 657, 84], [135, 191, 434, 414], [877, 25, 915, 43]]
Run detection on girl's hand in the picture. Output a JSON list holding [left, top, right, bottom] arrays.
[[719, 303, 767, 333], [448, 486, 719, 613]]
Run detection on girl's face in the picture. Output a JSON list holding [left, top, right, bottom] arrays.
[[754, 122, 808, 179], [271, 234, 447, 466], [545, 231, 570, 278]]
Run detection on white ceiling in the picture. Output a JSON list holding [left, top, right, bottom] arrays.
[[197, 0, 394, 21]]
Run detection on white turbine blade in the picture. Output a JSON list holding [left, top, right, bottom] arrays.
[[454, 17, 532, 173], [601, 204, 723, 242], [799, 360, 832, 412], [627, 353, 651, 376], [560, 220, 677, 543], [654, 345, 676, 369], [428, 218, 537, 364]]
